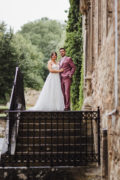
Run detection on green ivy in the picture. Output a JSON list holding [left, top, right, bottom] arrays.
[[65, 0, 83, 110]]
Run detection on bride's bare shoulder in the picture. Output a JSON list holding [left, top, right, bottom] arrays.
[[48, 60, 52, 64], [47, 60, 52, 68]]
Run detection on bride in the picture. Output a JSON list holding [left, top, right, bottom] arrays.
[[30, 52, 65, 111]]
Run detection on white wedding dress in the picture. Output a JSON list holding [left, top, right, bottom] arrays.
[[30, 63, 64, 111]]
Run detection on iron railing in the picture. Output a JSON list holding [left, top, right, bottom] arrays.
[[1, 109, 100, 168], [8, 67, 26, 153], [0, 67, 101, 169], [9, 67, 25, 111]]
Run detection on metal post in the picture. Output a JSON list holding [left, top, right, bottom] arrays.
[[97, 107, 100, 165], [101, 129, 108, 180]]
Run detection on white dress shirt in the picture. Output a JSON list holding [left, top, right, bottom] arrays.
[[60, 56, 66, 66]]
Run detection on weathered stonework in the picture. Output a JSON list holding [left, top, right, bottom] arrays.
[[80, 0, 120, 179], [0, 167, 101, 180]]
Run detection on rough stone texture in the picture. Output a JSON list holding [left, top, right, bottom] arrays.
[[92, 21, 115, 117], [0, 166, 101, 180], [81, 0, 120, 179]]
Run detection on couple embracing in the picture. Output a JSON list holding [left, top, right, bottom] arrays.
[[31, 48, 76, 111]]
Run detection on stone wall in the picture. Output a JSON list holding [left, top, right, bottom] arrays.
[[108, 2, 120, 178], [80, 0, 120, 179], [92, 19, 115, 127]]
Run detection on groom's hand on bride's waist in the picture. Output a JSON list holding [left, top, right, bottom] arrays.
[[59, 68, 64, 72]]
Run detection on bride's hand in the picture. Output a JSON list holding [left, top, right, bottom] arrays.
[[59, 68, 64, 72]]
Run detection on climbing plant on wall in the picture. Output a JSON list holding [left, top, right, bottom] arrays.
[[65, 0, 83, 110]]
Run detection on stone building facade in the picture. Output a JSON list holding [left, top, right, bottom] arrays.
[[80, 0, 120, 179]]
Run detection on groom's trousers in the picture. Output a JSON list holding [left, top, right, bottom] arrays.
[[61, 78, 71, 110]]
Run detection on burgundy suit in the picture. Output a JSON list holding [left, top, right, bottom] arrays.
[[59, 56, 76, 110]]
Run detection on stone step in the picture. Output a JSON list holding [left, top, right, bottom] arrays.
[[16, 135, 93, 144], [0, 166, 101, 179], [0, 160, 87, 167], [18, 129, 85, 137], [0, 153, 92, 167], [20, 118, 83, 123], [17, 136, 81, 144], [15, 151, 89, 155], [19, 122, 83, 130], [16, 143, 90, 153]]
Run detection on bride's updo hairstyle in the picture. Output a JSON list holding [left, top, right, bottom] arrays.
[[51, 52, 57, 58]]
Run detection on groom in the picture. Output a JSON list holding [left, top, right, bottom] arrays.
[[59, 48, 76, 111]]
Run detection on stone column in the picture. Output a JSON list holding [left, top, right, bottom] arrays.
[[82, 75, 93, 110]]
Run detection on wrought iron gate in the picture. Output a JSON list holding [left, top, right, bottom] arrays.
[[1, 108, 100, 168]]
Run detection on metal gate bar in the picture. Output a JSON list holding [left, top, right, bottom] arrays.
[[1, 109, 100, 168]]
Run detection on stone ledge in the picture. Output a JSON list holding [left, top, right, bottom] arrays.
[[0, 166, 101, 180]]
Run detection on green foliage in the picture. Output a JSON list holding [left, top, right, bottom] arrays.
[[0, 23, 44, 103], [0, 22, 17, 103], [19, 18, 66, 79], [12, 33, 44, 90], [65, 0, 83, 110], [0, 19, 66, 104]]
